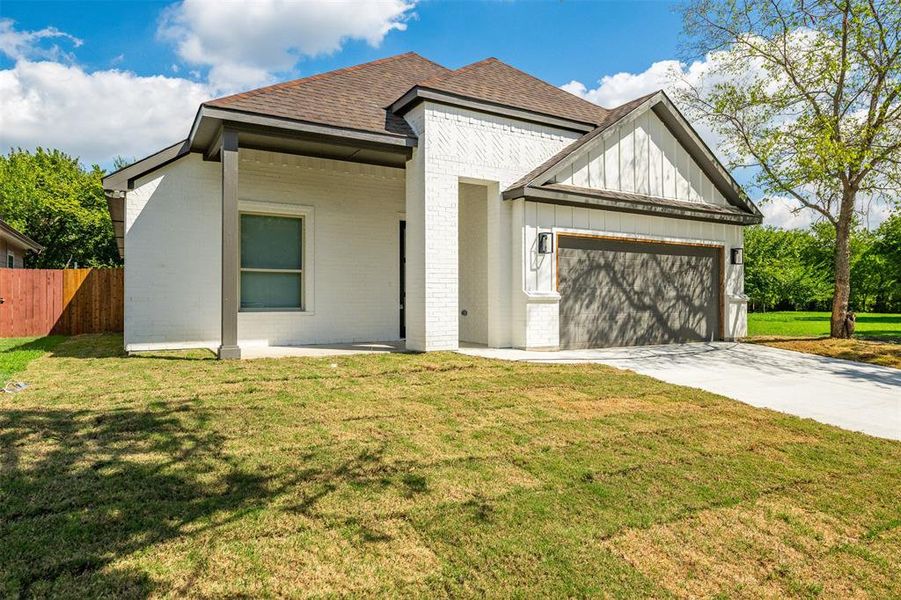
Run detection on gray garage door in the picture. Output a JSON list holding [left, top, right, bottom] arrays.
[[558, 236, 721, 349]]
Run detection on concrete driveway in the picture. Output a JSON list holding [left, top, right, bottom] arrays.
[[459, 342, 901, 441]]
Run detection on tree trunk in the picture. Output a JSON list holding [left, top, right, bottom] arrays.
[[830, 191, 855, 338]]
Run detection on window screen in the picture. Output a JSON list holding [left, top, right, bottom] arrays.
[[240, 214, 303, 310]]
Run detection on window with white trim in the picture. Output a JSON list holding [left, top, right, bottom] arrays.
[[240, 213, 303, 310], [6, 251, 13, 268]]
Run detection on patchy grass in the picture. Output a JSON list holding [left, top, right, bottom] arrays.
[[748, 311, 901, 342], [747, 312, 901, 368], [748, 337, 901, 369], [0, 336, 65, 382], [1, 334, 899, 598]]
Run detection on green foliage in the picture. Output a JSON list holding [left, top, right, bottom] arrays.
[[679, 0, 901, 218], [745, 218, 901, 312], [0, 148, 121, 268], [748, 311, 901, 341], [678, 0, 901, 332]]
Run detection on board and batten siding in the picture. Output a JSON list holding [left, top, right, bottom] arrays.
[[553, 109, 729, 208]]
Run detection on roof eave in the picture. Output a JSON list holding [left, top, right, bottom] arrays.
[[0, 220, 44, 253], [504, 92, 666, 193], [102, 105, 419, 193], [506, 184, 762, 226], [649, 93, 762, 218], [505, 90, 763, 219], [102, 140, 191, 192], [193, 105, 418, 153]]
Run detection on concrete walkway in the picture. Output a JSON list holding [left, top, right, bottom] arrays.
[[459, 342, 901, 441], [240, 341, 404, 359]]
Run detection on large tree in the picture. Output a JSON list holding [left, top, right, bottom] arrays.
[[0, 148, 121, 268], [677, 0, 900, 337]]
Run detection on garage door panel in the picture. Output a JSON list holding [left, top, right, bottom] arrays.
[[558, 236, 720, 349]]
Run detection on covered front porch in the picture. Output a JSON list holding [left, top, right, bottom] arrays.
[[106, 106, 426, 356], [208, 115, 413, 359], [201, 110, 507, 359]]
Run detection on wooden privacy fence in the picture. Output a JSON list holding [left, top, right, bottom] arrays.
[[0, 268, 124, 337]]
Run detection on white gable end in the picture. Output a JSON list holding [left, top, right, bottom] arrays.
[[552, 109, 729, 207]]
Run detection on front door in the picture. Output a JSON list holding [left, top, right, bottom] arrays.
[[399, 220, 406, 338]]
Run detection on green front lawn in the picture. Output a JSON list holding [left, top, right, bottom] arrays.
[[1, 335, 899, 598], [748, 311, 901, 342], [0, 336, 64, 383], [746, 312, 901, 368]]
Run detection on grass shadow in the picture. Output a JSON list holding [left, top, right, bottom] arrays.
[[38, 335, 217, 362], [0, 403, 289, 598]]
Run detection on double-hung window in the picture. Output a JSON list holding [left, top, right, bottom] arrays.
[[240, 213, 303, 310]]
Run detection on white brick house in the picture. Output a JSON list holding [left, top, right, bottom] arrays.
[[103, 53, 761, 358]]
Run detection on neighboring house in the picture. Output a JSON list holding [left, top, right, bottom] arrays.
[[103, 53, 761, 359], [0, 219, 43, 268]]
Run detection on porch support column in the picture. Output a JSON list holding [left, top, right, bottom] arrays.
[[218, 127, 241, 360], [404, 146, 459, 352]]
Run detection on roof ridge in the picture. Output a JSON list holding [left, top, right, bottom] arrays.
[[418, 56, 499, 86], [207, 52, 442, 106], [416, 56, 610, 123]]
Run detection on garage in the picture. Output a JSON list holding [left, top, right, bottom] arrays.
[[557, 235, 722, 349]]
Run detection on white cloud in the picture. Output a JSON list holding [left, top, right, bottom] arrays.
[[158, 0, 416, 90], [562, 59, 683, 109], [0, 60, 213, 166], [0, 4, 419, 167], [758, 197, 822, 229], [757, 195, 893, 229], [563, 57, 726, 152], [0, 17, 82, 62]]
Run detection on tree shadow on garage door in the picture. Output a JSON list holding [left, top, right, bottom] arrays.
[[558, 245, 720, 349]]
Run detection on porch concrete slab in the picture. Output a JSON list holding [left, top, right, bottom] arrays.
[[458, 342, 901, 441], [241, 340, 405, 359]]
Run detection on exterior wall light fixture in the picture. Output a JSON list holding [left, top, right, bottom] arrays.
[[538, 231, 554, 255]]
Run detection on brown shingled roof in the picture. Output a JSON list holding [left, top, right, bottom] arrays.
[[206, 52, 450, 138], [416, 58, 609, 126], [206, 54, 613, 138]]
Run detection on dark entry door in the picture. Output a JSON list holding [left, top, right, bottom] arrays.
[[399, 220, 406, 338], [557, 236, 721, 349]]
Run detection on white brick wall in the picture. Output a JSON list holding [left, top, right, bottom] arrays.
[[124, 150, 405, 351], [404, 102, 580, 351]]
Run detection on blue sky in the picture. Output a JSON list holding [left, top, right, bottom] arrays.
[[1, 1, 683, 91]]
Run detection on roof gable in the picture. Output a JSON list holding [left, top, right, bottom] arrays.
[[505, 91, 761, 218], [206, 52, 450, 138]]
